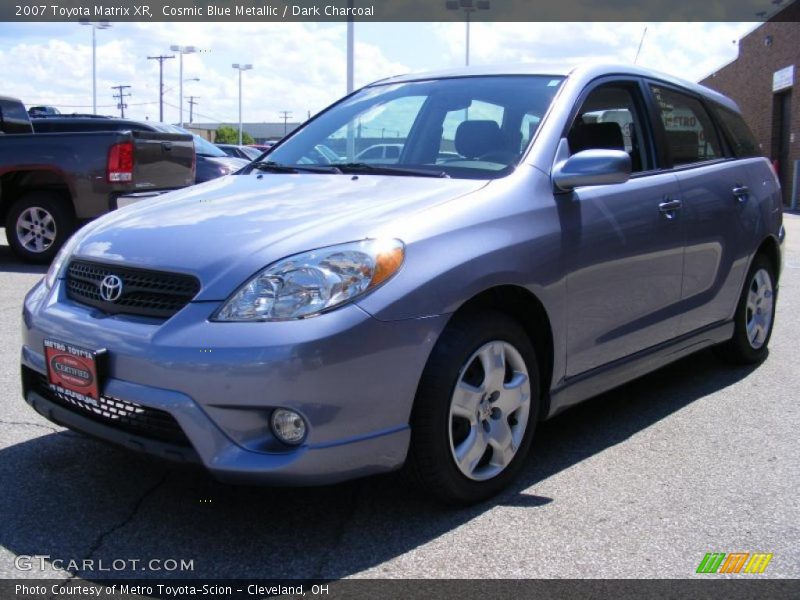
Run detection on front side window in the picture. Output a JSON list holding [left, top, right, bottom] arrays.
[[567, 84, 649, 172], [266, 75, 564, 179], [650, 85, 722, 166]]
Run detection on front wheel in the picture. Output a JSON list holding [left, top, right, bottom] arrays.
[[715, 254, 777, 365], [407, 311, 540, 504]]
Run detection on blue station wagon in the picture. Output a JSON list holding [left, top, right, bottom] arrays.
[[22, 64, 783, 504]]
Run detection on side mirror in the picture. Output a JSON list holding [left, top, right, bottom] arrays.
[[552, 149, 631, 192]]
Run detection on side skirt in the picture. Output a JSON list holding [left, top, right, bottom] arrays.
[[546, 321, 734, 418]]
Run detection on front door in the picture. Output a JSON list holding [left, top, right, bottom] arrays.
[[562, 81, 686, 377]]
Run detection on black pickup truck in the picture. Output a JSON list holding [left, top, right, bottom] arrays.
[[0, 96, 195, 263]]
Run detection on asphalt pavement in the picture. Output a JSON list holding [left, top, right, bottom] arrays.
[[0, 218, 798, 581]]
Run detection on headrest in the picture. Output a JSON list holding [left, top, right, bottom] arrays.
[[666, 130, 699, 164], [568, 122, 625, 153], [455, 120, 507, 159]]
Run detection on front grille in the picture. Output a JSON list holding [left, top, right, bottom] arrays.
[[66, 259, 200, 319], [28, 368, 191, 447]]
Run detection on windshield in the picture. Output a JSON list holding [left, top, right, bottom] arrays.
[[158, 124, 229, 157], [266, 75, 564, 179], [191, 133, 227, 157], [241, 146, 263, 160]]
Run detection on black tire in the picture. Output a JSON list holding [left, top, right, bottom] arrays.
[[5, 191, 76, 264], [715, 253, 777, 365], [406, 310, 541, 505]]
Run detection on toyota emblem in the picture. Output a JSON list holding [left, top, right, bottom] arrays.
[[99, 274, 123, 302]]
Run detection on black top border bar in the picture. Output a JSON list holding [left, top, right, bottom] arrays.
[[2, 0, 799, 22]]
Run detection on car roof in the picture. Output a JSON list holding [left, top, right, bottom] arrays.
[[369, 63, 739, 112]]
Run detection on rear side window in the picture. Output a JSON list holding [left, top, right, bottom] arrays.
[[650, 85, 722, 166], [714, 106, 760, 157], [0, 99, 33, 134]]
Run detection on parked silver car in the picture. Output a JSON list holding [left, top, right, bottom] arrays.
[[22, 64, 783, 504]]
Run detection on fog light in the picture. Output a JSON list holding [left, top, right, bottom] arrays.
[[271, 409, 306, 445]]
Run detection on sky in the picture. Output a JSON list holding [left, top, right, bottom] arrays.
[[0, 21, 757, 126]]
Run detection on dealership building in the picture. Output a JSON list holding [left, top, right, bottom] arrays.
[[701, 2, 799, 207]]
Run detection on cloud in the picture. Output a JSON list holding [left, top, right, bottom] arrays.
[[1, 22, 410, 124], [0, 21, 755, 126], [430, 21, 754, 82]]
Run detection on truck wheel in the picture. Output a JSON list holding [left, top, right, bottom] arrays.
[[5, 191, 76, 264], [406, 311, 540, 505], [714, 253, 777, 365]]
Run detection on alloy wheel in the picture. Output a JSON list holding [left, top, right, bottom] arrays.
[[448, 340, 531, 481], [745, 267, 774, 350], [15, 206, 57, 254]]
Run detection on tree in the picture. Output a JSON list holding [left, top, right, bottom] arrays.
[[214, 125, 254, 145]]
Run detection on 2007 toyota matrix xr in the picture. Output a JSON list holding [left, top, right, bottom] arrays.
[[22, 64, 783, 504]]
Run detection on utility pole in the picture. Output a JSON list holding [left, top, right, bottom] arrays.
[[187, 96, 199, 123], [147, 54, 174, 122], [111, 85, 131, 118], [279, 111, 292, 136]]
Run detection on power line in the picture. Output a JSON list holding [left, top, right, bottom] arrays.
[[162, 100, 233, 125], [147, 54, 175, 122], [111, 85, 131, 118], [26, 100, 158, 108]]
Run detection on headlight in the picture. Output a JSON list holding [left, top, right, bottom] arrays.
[[213, 239, 404, 322], [44, 232, 82, 289]]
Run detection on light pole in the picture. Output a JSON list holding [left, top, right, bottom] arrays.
[[232, 63, 253, 145], [80, 20, 111, 114], [170, 45, 197, 126], [444, 0, 490, 66], [345, 0, 355, 160]]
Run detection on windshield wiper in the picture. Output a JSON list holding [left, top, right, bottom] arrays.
[[250, 161, 342, 175], [331, 163, 449, 178]]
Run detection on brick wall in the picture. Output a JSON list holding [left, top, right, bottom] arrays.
[[700, 3, 799, 205]]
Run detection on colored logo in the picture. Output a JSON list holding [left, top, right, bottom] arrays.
[[696, 552, 773, 574], [48, 353, 94, 389], [99, 274, 123, 302]]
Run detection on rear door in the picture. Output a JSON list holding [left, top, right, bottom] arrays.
[[131, 130, 195, 190], [645, 83, 758, 335], [563, 78, 685, 377]]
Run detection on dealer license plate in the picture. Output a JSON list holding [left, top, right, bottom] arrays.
[[44, 339, 104, 405]]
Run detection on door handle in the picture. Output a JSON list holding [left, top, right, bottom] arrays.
[[732, 184, 750, 202], [658, 199, 683, 219]]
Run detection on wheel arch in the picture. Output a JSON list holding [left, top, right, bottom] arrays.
[[0, 169, 73, 222], [444, 284, 555, 420], [755, 234, 781, 281]]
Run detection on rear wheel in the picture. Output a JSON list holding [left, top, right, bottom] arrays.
[[5, 191, 75, 264], [715, 253, 776, 365], [407, 311, 540, 504]]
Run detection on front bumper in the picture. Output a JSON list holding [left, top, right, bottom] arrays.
[[22, 279, 447, 484]]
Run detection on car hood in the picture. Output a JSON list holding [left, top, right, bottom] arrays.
[[71, 173, 489, 300]]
